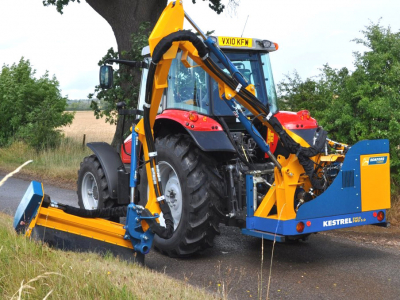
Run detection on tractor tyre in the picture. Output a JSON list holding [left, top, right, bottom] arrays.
[[77, 154, 115, 211], [138, 134, 224, 257]]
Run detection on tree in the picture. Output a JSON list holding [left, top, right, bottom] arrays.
[[278, 22, 400, 182], [0, 58, 74, 150], [42, 0, 235, 149]]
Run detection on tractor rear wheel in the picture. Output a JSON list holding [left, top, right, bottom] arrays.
[[138, 134, 224, 257], [77, 154, 114, 210]]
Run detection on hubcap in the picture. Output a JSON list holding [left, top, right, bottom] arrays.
[[81, 172, 99, 210], [157, 161, 182, 230]]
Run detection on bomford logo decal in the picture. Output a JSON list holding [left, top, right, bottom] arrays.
[[323, 217, 366, 227], [362, 156, 387, 166]]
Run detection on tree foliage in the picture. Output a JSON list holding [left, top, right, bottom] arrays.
[[43, 0, 228, 14], [278, 22, 400, 182], [42, 0, 234, 149], [89, 22, 150, 126], [0, 58, 74, 150]]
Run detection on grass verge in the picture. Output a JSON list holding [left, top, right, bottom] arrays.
[[0, 139, 92, 189], [0, 212, 216, 299]]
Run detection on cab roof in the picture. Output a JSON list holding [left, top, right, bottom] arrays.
[[141, 36, 277, 57]]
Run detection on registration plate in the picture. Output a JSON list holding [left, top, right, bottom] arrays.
[[218, 37, 252, 47]]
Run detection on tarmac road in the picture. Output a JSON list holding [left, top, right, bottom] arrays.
[[1, 174, 400, 299]]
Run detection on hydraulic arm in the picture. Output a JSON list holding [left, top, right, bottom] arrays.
[[137, 1, 330, 226]]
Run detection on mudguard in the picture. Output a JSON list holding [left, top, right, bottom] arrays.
[[156, 110, 235, 152], [87, 142, 124, 199]]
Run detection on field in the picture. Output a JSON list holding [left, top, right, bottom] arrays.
[[61, 111, 116, 144], [0, 111, 116, 188]]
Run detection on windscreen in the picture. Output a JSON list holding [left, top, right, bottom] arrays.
[[210, 51, 278, 116], [164, 51, 278, 116], [166, 52, 210, 114]]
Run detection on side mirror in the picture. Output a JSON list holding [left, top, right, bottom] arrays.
[[99, 65, 113, 89]]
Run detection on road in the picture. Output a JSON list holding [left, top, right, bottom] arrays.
[[1, 174, 400, 299]]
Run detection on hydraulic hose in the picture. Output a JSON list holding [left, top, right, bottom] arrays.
[[140, 31, 209, 240], [41, 196, 128, 218], [148, 30, 327, 208], [202, 51, 329, 188], [217, 116, 254, 169]]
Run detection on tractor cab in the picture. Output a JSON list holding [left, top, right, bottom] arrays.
[[137, 36, 279, 119], [126, 36, 316, 164]]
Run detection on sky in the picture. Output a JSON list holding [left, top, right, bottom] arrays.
[[1, 0, 400, 100]]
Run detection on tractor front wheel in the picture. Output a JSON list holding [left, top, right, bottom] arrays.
[[138, 134, 224, 257], [77, 154, 114, 210]]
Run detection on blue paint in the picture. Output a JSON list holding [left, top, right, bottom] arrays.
[[348, 139, 389, 155], [13, 181, 43, 232], [130, 132, 138, 188], [246, 175, 254, 217], [367, 156, 388, 165], [244, 210, 386, 237], [296, 140, 389, 220], [224, 99, 271, 154], [204, 37, 249, 88], [241, 228, 286, 242], [124, 131, 157, 254], [124, 203, 155, 254]]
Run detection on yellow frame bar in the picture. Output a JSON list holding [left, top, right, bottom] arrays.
[[30, 206, 133, 249]]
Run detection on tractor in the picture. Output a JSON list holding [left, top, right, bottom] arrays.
[[15, 1, 391, 262], [76, 4, 390, 257]]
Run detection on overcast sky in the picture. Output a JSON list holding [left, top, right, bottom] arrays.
[[1, 0, 399, 100]]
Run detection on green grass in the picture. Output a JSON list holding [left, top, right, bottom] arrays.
[[0, 212, 216, 299], [0, 139, 92, 186]]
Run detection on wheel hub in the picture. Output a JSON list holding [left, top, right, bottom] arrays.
[[81, 172, 99, 210], [158, 162, 182, 230]]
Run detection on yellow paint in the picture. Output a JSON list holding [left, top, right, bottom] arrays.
[[360, 154, 391, 211], [319, 154, 344, 162], [34, 207, 133, 249], [148, 2, 184, 56], [267, 128, 274, 144], [245, 84, 256, 96], [255, 153, 307, 220], [24, 182, 132, 247], [218, 37, 253, 48]]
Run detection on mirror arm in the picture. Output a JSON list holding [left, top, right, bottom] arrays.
[[105, 59, 148, 69]]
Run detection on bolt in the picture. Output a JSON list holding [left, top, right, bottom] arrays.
[[124, 235, 129, 240], [143, 236, 149, 241], [135, 217, 140, 223], [227, 93, 232, 99]]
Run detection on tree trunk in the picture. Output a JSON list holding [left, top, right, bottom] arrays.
[[86, 0, 168, 151]]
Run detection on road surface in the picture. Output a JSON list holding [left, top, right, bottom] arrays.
[[1, 174, 399, 299]]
